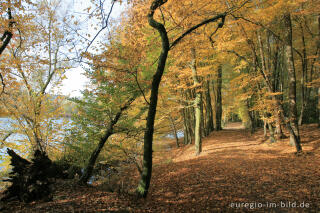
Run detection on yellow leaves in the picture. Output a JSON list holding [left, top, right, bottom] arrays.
[[265, 92, 283, 97], [307, 55, 318, 59], [233, 60, 248, 73]]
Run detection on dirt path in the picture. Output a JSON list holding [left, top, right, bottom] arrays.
[[144, 123, 320, 212], [3, 124, 320, 212]]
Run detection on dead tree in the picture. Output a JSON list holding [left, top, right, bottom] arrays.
[[1, 149, 55, 203]]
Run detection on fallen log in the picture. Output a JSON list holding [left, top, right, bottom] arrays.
[[1, 149, 54, 203]]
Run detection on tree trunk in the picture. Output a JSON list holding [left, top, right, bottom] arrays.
[[191, 48, 202, 156], [188, 89, 196, 136], [215, 65, 222, 131], [168, 115, 179, 147], [298, 22, 308, 126], [268, 122, 276, 143], [186, 93, 194, 144], [263, 120, 267, 138], [136, 0, 170, 198], [246, 23, 298, 150], [205, 79, 214, 135], [245, 100, 254, 134], [275, 112, 286, 139], [318, 88, 320, 128], [182, 108, 191, 145], [200, 97, 206, 137], [258, 32, 285, 139], [136, 0, 226, 197], [79, 98, 134, 184], [194, 94, 202, 155], [284, 13, 302, 152], [317, 16, 320, 128], [182, 90, 193, 145], [2, 149, 53, 203]]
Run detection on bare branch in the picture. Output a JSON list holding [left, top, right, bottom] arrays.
[[81, 0, 116, 61], [170, 13, 226, 50]]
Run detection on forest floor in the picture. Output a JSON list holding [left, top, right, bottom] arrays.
[[2, 123, 320, 212]]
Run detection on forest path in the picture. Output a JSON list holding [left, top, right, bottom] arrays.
[[4, 124, 320, 212], [146, 123, 320, 212], [156, 122, 296, 164]]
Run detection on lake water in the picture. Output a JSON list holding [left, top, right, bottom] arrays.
[[0, 117, 71, 166]]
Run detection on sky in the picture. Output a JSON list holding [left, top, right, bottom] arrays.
[[59, 0, 125, 97], [60, 67, 88, 97]]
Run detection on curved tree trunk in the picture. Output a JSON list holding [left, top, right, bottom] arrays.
[[136, 0, 226, 197], [136, 0, 170, 198]]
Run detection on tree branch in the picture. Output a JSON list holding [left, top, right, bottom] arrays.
[[0, 7, 14, 56], [80, 0, 116, 61], [170, 13, 226, 50], [231, 14, 303, 59]]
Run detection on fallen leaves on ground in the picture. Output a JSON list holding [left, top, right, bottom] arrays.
[[2, 123, 320, 212]]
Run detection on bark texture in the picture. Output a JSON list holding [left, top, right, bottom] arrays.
[[283, 13, 302, 152], [215, 65, 223, 131], [191, 48, 202, 155]]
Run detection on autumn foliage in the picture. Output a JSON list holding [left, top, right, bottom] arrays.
[[0, 0, 320, 211]]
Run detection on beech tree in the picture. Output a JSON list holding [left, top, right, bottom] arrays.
[[0, 0, 72, 155], [136, 0, 249, 198], [190, 48, 202, 155]]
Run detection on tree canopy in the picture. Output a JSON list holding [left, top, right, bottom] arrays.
[[0, 0, 320, 211]]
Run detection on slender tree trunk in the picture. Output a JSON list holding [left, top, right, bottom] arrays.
[[263, 120, 267, 138], [245, 100, 254, 134], [187, 89, 195, 137], [191, 48, 202, 156], [245, 25, 299, 150], [284, 13, 302, 151], [182, 108, 191, 145], [200, 98, 206, 137], [168, 115, 179, 147], [268, 122, 276, 143], [79, 98, 134, 184], [258, 32, 285, 139], [275, 112, 286, 139], [205, 79, 214, 135], [136, 3, 169, 198], [317, 15, 320, 128], [136, 0, 226, 197], [194, 94, 202, 155], [185, 89, 195, 143], [274, 55, 286, 139], [298, 23, 307, 126], [215, 65, 222, 131], [79, 130, 113, 184], [318, 88, 320, 128]]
